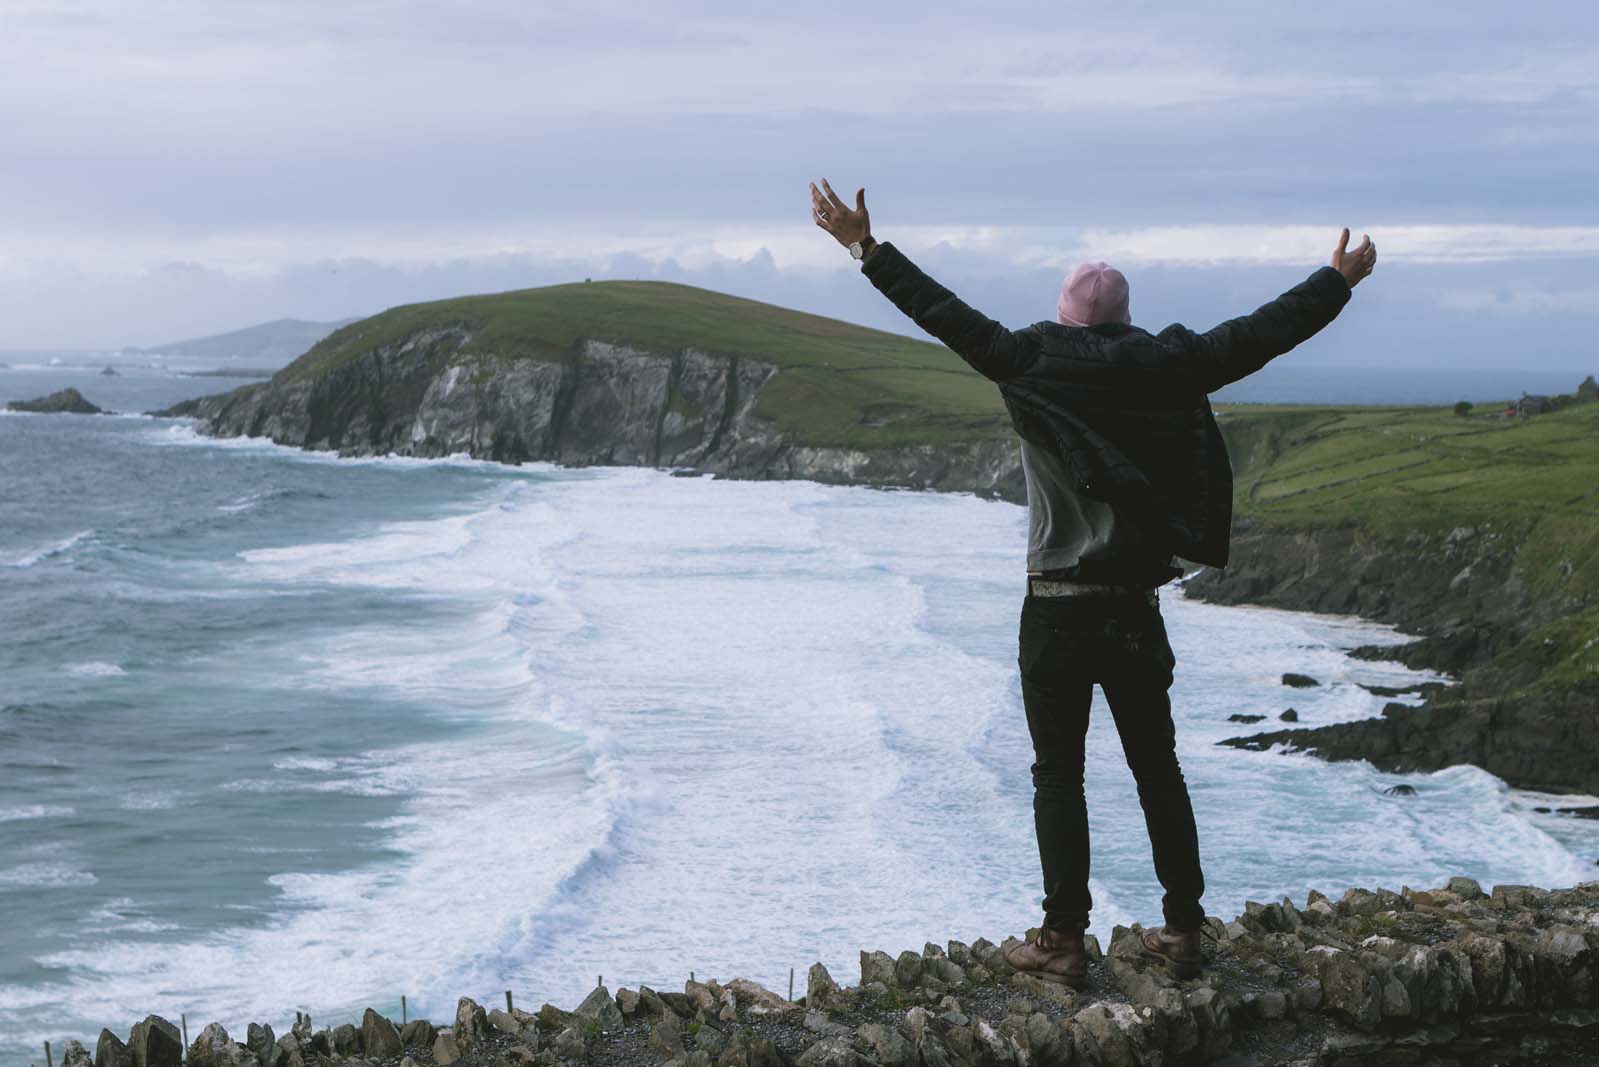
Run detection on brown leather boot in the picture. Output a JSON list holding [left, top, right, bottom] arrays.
[[1001, 925, 1088, 987], [1140, 924, 1202, 979]]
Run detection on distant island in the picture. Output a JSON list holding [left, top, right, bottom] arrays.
[[7, 386, 105, 414], [127, 316, 359, 370], [158, 279, 1598, 799]]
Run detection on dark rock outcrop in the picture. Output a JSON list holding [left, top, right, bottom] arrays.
[[1187, 518, 1599, 795], [156, 335, 1025, 502], [7, 387, 104, 414]]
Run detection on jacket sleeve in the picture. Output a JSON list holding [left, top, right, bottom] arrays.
[[1170, 266, 1352, 392], [860, 241, 1039, 382]]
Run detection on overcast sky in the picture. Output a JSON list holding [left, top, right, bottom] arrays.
[[3, 1, 1597, 370]]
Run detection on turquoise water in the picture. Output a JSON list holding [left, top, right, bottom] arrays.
[[3, 365, 1596, 1064]]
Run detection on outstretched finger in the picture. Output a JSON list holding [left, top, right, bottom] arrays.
[[820, 178, 849, 214], [855, 187, 867, 213], [1336, 227, 1351, 255]]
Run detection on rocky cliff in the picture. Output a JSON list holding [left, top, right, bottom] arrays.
[[1185, 410, 1599, 796], [161, 331, 1024, 502], [51, 878, 1599, 1067]]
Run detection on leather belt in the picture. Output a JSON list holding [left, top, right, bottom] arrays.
[[1028, 578, 1157, 605]]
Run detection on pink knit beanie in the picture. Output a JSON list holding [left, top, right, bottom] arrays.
[[1057, 261, 1131, 327]]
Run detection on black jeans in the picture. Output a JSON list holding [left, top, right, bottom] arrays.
[[1017, 590, 1206, 933]]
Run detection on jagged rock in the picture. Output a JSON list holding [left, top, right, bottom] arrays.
[[574, 984, 624, 1030], [806, 962, 840, 1010], [1227, 713, 1265, 723], [684, 980, 719, 1014], [329, 1023, 361, 1057], [947, 940, 973, 965], [657, 991, 695, 1018], [1280, 708, 1299, 721], [454, 997, 490, 1049], [487, 1007, 520, 1035], [186, 1023, 256, 1067], [860, 949, 897, 988], [727, 977, 794, 1015], [95, 1030, 132, 1067], [129, 1015, 184, 1067], [893, 949, 924, 987], [855, 1022, 914, 1067], [694, 1020, 729, 1059], [796, 1036, 863, 1067], [432, 1030, 462, 1066], [7, 387, 104, 414], [245, 1024, 277, 1067], [650, 1018, 684, 1057], [399, 1019, 435, 1047], [552, 1026, 586, 1062], [60, 1040, 93, 1067], [538, 1002, 580, 1030], [1072, 1002, 1151, 1067], [1384, 784, 1417, 796], [632, 986, 668, 1020], [1282, 672, 1320, 688], [361, 1009, 402, 1057]]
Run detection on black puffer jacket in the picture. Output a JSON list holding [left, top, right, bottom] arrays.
[[860, 242, 1352, 567]]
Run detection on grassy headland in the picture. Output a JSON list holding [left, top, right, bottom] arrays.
[[278, 280, 1010, 449], [1210, 395, 1599, 708]]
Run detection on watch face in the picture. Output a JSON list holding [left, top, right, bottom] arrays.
[[849, 242, 864, 259]]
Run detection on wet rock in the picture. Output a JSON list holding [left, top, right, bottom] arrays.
[[1282, 672, 1320, 688], [361, 1009, 402, 1058], [129, 1015, 184, 1067], [1280, 708, 1299, 722], [1384, 784, 1418, 796], [1227, 713, 1265, 723]]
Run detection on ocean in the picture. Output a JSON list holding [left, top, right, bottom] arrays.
[[3, 360, 1597, 1062]]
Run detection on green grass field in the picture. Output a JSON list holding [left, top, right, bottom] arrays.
[[280, 279, 1011, 448], [1214, 399, 1599, 693]]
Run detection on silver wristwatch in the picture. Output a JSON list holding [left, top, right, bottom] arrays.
[[849, 238, 875, 261]]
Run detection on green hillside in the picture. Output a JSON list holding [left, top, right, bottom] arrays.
[[1213, 397, 1599, 694], [279, 280, 1010, 448]]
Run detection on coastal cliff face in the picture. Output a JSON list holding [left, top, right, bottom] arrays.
[[1186, 483, 1599, 795], [164, 332, 1025, 502]]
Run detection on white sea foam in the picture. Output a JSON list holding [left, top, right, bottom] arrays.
[[67, 661, 126, 677], [6, 530, 92, 568], [0, 805, 75, 823], [119, 791, 181, 811], [3, 463, 1594, 1053], [0, 863, 98, 889]]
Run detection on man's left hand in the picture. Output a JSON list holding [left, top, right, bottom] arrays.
[[810, 178, 872, 250]]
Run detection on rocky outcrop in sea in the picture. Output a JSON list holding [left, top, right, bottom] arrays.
[[157, 334, 1024, 502], [7, 387, 105, 414], [1184, 518, 1599, 796], [43, 879, 1599, 1067]]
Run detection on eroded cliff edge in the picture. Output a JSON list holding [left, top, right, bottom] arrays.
[[1184, 406, 1599, 797], [160, 330, 1024, 503]]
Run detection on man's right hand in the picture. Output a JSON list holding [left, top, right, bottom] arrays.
[[1331, 228, 1377, 289]]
